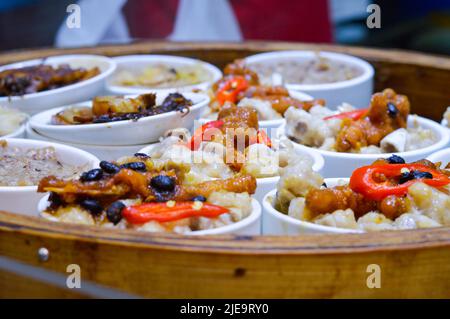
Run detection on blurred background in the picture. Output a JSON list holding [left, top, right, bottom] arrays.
[[0, 0, 449, 55]]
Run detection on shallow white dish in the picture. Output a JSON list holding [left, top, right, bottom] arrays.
[[107, 55, 222, 95], [0, 138, 99, 216], [29, 92, 210, 146], [138, 141, 324, 204], [262, 178, 363, 235], [245, 50, 374, 109], [278, 116, 450, 178], [427, 148, 450, 164], [25, 123, 150, 161], [38, 195, 261, 236], [0, 54, 116, 115], [198, 90, 313, 130]]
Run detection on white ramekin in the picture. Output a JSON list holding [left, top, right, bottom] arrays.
[[278, 116, 450, 178], [0, 54, 116, 115], [25, 123, 148, 161], [0, 138, 99, 216], [262, 178, 363, 235], [38, 195, 261, 236], [2, 122, 26, 138], [245, 50, 374, 109], [106, 55, 222, 95]]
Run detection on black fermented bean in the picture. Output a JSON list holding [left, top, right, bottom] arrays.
[[106, 201, 125, 225]]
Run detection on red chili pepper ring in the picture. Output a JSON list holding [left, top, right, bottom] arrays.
[[349, 163, 450, 201]]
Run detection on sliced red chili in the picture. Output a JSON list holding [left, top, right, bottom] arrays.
[[323, 109, 367, 121], [349, 163, 450, 200], [216, 76, 249, 105], [122, 201, 229, 224], [190, 120, 224, 150]]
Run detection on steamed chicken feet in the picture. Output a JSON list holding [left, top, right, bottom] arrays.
[[0, 64, 100, 97]]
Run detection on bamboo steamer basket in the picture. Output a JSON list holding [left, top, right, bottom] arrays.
[[1, 41, 449, 298]]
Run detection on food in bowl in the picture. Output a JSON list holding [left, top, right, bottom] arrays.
[[248, 53, 363, 85], [38, 153, 256, 234], [51, 93, 192, 125], [0, 140, 88, 186], [0, 63, 100, 97], [202, 60, 321, 121], [0, 106, 27, 136], [272, 154, 450, 231], [149, 103, 316, 181], [285, 88, 437, 153], [113, 63, 214, 89]]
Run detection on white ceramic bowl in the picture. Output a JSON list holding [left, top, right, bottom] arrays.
[[107, 55, 222, 95], [427, 148, 450, 164], [0, 138, 99, 216], [29, 92, 210, 146], [245, 50, 374, 109], [278, 116, 450, 178], [262, 178, 363, 235], [199, 90, 313, 130], [0, 54, 116, 115], [25, 123, 150, 161], [188, 198, 261, 235], [38, 195, 261, 236], [138, 141, 324, 204]]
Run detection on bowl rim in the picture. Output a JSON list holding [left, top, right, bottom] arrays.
[[0, 138, 99, 192], [262, 182, 363, 234], [29, 92, 210, 133], [279, 115, 450, 159], [107, 54, 222, 94], [138, 139, 325, 178], [0, 54, 117, 102], [38, 194, 261, 236], [199, 90, 314, 126], [244, 50, 374, 91], [427, 147, 450, 163]]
